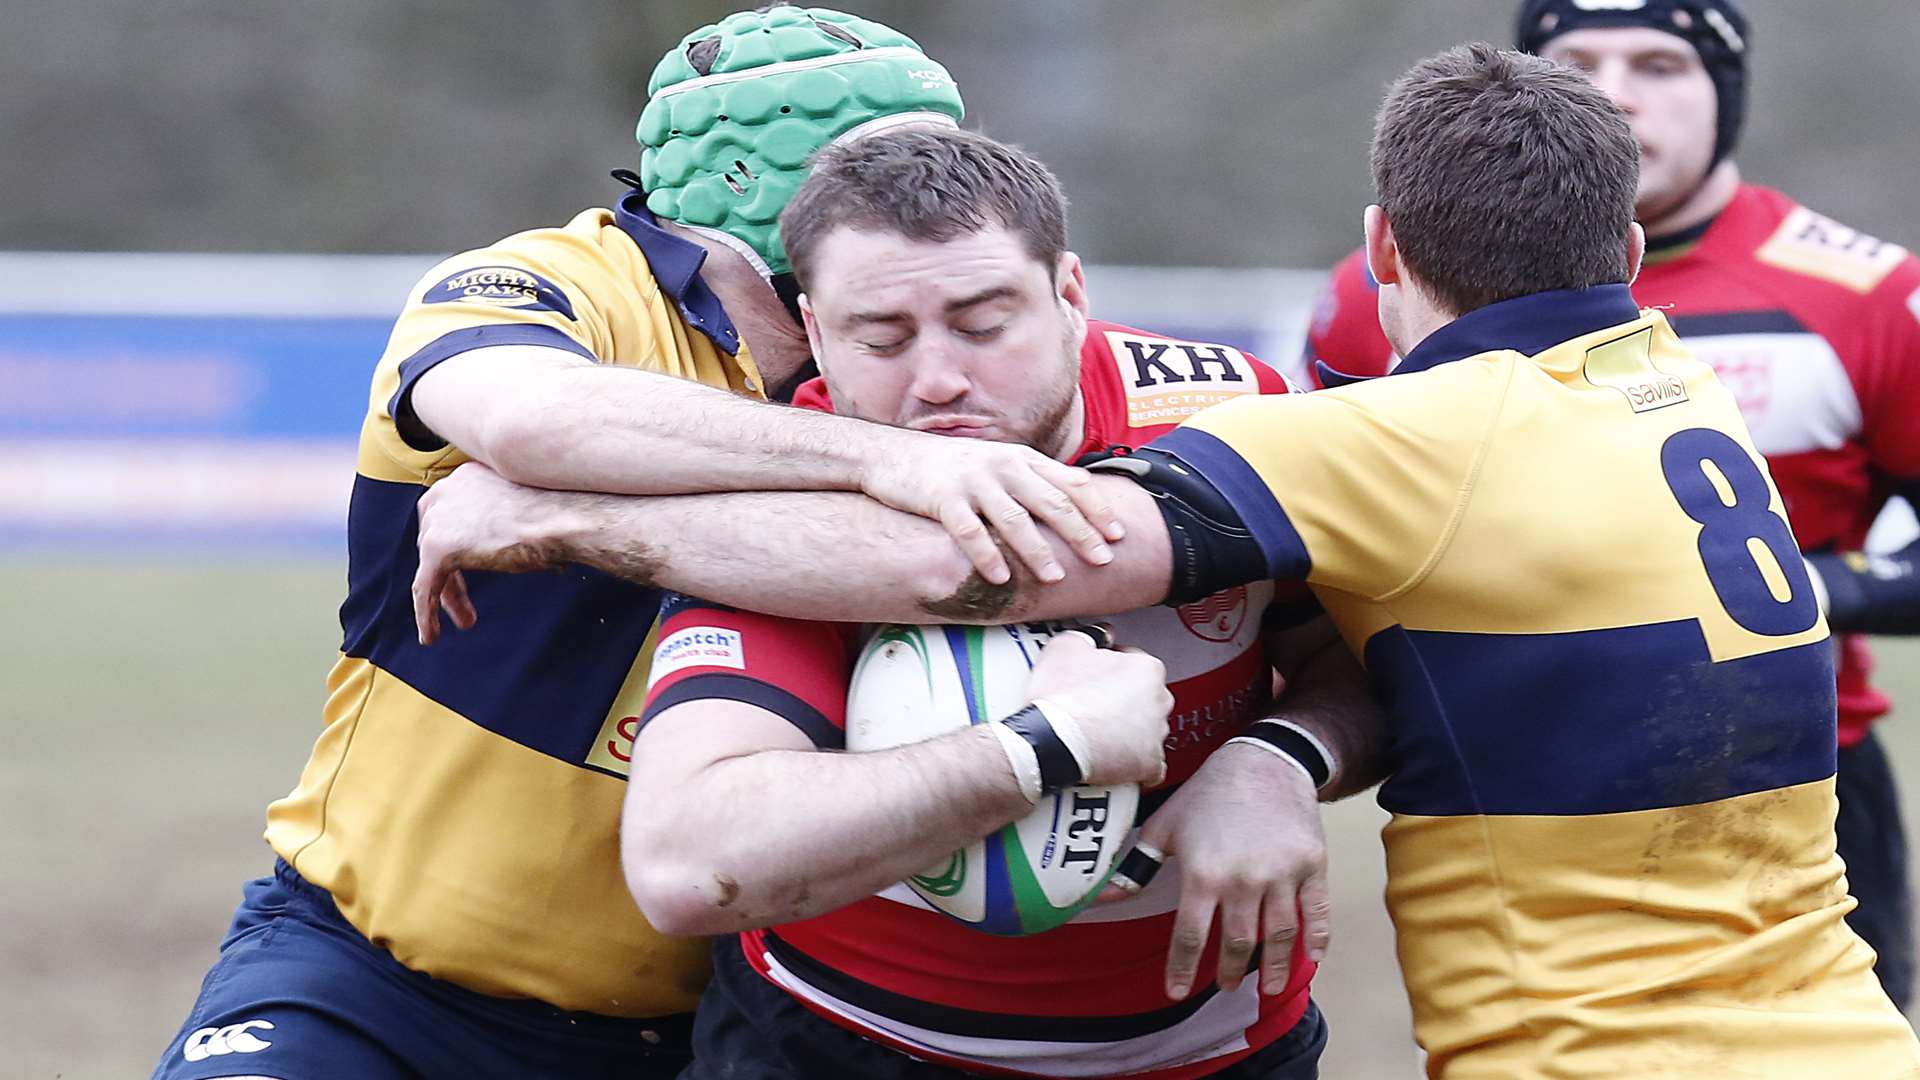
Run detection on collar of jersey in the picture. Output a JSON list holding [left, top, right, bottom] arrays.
[[1317, 284, 1639, 386], [612, 190, 741, 355]]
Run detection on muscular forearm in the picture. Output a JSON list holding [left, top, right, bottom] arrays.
[[1273, 635, 1390, 800], [548, 481, 1169, 622], [411, 345, 910, 495], [626, 725, 1032, 934]]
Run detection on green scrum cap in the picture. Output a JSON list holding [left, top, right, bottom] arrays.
[[637, 6, 965, 277]]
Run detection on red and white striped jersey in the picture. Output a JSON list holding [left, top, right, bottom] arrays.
[[1305, 185, 1920, 748], [641, 322, 1320, 1078]]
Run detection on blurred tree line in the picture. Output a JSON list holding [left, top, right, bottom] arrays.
[[4, 0, 1915, 267]]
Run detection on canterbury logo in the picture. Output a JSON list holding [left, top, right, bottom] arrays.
[[183, 1020, 274, 1061]]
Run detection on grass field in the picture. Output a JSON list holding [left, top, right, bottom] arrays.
[[5, 558, 1917, 1079]]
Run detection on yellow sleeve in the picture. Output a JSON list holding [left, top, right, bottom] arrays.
[[1156, 360, 1506, 600], [360, 225, 638, 484]]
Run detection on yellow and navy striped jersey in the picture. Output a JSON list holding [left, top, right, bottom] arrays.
[[1155, 285, 1920, 1077], [263, 189, 764, 1017]]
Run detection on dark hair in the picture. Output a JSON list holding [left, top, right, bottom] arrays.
[[779, 127, 1068, 292], [1371, 43, 1639, 315]]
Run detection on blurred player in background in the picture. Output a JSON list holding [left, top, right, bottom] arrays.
[[411, 46, 1920, 1077], [151, 8, 1123, 1080], [1306, 0, 1920, 1009], [624, 129, 1383, 1079]]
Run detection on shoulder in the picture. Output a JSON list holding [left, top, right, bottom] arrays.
[[1079, 319, 1293, 445], [403, 209, 641, 320]]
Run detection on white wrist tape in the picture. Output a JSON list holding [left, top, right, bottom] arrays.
[[989, 721, 1044, 803], [1225, 719, 1336, 794], [1030, 698, 1094, 779]]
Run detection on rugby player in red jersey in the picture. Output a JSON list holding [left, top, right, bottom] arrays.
[[621, 129, 1382, 1079], [1303, 0, 1920, 1010]]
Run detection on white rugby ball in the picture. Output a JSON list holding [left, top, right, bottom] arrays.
[[845, 623, 1140, 936]]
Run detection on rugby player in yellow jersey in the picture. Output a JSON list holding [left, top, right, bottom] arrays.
[[415, 45, 1920, 1078], [151, 8, 1124, 1080]]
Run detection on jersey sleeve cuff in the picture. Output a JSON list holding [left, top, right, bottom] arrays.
[[639, 673, 844, 750], [1151, 426, 1313, 581], [388, 324, 598, 452]]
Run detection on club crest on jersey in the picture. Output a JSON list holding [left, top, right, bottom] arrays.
[[1755, 208, 1908, 295], [1106, 331, 1258, 426], [1176, 585, 1249, 643], [424, 265, 577, 318]]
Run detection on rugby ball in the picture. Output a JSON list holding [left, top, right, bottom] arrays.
[[845, 624, 1140, 935]]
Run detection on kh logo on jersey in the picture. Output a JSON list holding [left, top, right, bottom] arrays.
[[1107, 331, 1259, 426], [182, 1020, 274, 1061], [1756, 208, 1908, 295], [424, 265, 577, 318]]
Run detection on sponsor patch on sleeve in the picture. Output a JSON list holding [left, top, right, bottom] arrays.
[[422, 265, 577, 318], [1106, 330, 1260, 426], [647, 625, 746, 687], [1755, 207, 1908, 295]]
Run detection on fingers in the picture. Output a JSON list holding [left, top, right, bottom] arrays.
[[974, 485, 1064, 584], [938, 499, 1012, 586], [1164, 885, 1215, 1002], [441, 569, 477, 632], [1299, 865, 1333, 967], [1061, 621, 1115, 650], [1259, 882, 1301, 997], [1039, 628, 1096, 659], [1215, 890, 1261, 995], [413, 544, 448, 646], [1106, 842, 1164, 898], [1014, 460, 1116, 567]]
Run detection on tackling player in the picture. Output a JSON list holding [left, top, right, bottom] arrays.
[[152, 8, 1120, 1080], [1305, 0, 1920, 1009], [627, 129, 1378, 1079], [414, 47, 1920, 1077]]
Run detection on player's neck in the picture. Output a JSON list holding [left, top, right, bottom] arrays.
[[662, 220, 815, 386], [1640, 161, 1741, 240]]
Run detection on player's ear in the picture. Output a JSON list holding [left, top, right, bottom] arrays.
[[1624, 221, 1646, 287], [1363, 205, 1401, 287], [799, 292, 826, 361], [1055, 251, 1090, 338]]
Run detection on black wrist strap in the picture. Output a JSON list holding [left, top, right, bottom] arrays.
[[1001, 704, 1084, 792], [1234, 720, 1333, 789]]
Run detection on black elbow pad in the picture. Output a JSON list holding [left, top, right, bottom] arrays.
[[1082, 446, 1272, 606], [1807, 546, 1920, 635]]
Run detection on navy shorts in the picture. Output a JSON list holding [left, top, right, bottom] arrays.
[[1836, 729, 1914, 1013], [152, 861, 694, 1080], [684, 935, 1326, 1080]]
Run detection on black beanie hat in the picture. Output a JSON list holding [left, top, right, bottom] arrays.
[[1516, 0, 1750, 169]]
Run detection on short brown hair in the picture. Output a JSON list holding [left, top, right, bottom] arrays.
[[779, 127, 1068, 292], [1371, 43, 1639, 315]]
